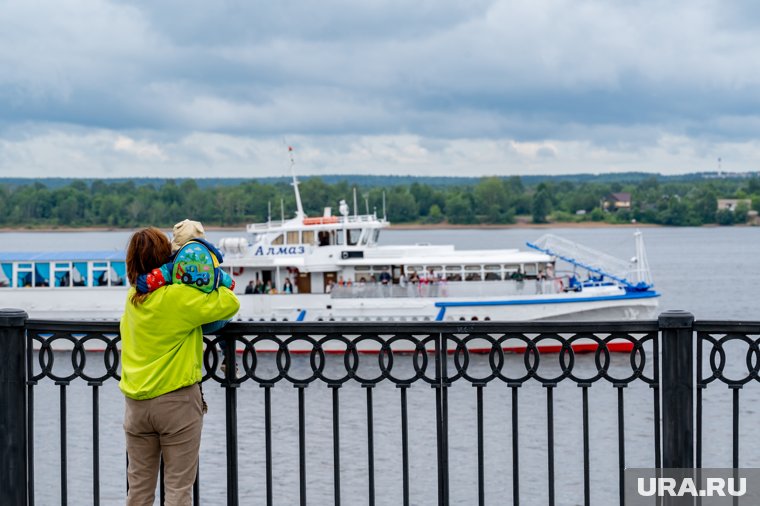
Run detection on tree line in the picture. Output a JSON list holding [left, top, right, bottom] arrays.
[[0, 175, 758, 228]]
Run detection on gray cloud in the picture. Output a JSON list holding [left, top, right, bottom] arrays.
[[1, 0, 760, 176]]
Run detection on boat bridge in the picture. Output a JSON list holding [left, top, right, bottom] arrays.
[[0, 310, 752, 505]]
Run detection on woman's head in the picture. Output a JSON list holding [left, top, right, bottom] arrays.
[[126, 227, 172, 304]]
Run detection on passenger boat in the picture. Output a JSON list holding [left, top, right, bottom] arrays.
[[0, 173, 659, 353]]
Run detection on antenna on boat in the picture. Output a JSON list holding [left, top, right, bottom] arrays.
[[281, 198, 285, 222], [267, 201, 271, 224], [353, 187, 358, 218], [382, 191, 387, 220], [364, 193, 369, 215], [287, 145, 305, 219]]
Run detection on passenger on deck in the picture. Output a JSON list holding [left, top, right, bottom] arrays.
[[245, 281, 255, 294], [282, 278, 294, 294]]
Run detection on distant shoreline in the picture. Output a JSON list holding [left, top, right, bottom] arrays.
[[0, 222, 670, 233]]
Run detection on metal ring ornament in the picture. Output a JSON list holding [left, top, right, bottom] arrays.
[[563, 333, 609, 384], [313, 334, 352, 385], [347, 334, 390, 385], [631, 333, 656, 385], [493, 333, 539, 384], [378, 334, 430, 385], [40, 333, 80, 383], [530, 333, 575, 384], [76, 333, 120, 383], [242, 334, 292, 384], [704, 333, 759, 386], [451, 333, 504, 385], [28, 332, 53, 383], [598, 333, 646, 384], [202, 335, 222, 382], [278, 334, 322, 385]]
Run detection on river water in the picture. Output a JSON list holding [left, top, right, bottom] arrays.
[[10, 226, 760, 505]]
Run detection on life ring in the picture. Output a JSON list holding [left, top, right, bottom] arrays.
[[232, 267, 245, 276]]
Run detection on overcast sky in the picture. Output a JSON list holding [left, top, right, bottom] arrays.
[[1, 0, 759, 178]]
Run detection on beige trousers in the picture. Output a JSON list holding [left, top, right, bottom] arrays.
[[124, 384, 203, 506]]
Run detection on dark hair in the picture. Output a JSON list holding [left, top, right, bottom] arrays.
[[126, 227, 171, 305]]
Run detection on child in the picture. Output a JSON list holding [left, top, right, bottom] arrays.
[[134, 219, 237, 377]]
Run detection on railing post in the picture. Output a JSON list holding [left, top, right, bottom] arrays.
[[0, 308, 28, 506], [659, 310, 695, 469]]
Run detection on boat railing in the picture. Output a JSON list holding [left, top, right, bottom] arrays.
[[330, 278, 567, 298]]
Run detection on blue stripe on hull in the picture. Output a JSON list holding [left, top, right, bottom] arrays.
[[434, 290, 660, 308]]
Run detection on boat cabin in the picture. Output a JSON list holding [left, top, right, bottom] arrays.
[[0, 252, 126, 288]]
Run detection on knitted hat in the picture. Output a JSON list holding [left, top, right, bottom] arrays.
[[171, 219, 205, 253]]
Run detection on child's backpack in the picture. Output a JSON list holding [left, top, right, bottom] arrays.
[[171, 238, 225, 294]]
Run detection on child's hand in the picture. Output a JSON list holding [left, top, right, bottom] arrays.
[[217, 268, 236, 291]]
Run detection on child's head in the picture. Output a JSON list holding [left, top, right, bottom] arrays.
[[171, 219, 205, 253]]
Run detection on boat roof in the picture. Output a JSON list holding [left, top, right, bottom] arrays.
[[0, 251, 126, 262]]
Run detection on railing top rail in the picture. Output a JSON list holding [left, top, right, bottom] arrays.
[[26, 319, 661, 334], [693, 320, 760, 333]]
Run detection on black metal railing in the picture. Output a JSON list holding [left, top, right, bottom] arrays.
[[0, 309, 752, 505]]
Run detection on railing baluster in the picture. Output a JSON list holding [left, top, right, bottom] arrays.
[[434, 333, 446, 506], [330, 385, 341, 506], [615, 384, 626, 506], [731, 385, 740, 468], [90, 382, 101, 506], [510, 383, 520, 506], [544, 384, 555, 506], [365, 384, 376, 506], [57, 381, 68, 506], [27, 380, 36, 506], [399, 385, 410, 506], [193, 465, 200, 506], [580, 383, 590, 506], [475, 384, 485, 506], [262, 384, 273, 506], [297, 384, 307, 506], [225, 380, 240, 506]]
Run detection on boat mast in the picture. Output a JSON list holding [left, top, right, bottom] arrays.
[[289, 146, 305, 219]]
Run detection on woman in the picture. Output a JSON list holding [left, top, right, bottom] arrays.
[[119, 227, 240, 505]]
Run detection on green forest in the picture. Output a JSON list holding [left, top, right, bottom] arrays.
[[0, 174, 759, 228]]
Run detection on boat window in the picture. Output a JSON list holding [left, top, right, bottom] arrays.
[[302, 231, 314, 245], [347, 229, 360, 246], [335, 230, 344, 246], [484, 265, 501, 271], [372, 266, 389, 271], [407, 266, 422, 273], [426, 266, 443, 272], [287, 231, 299, 244], [92, 262, 108, 287], [318, 231, 330, 246], [464, 265, 481, 271], [16, 263, 33, 287], [73, 262, 88, 286], [0, 263, 11, 287], [485, 272, 502, 281], [447, 273, 463, 281], [53, 262, 73, 287], [445, 266, 462, 272], [465, 272, 482, 281], [271, 234, 284, 245], [524, 264, 537, 275], [504, 264, 520, 272], [355, 266, 370, 271], [110, 262, 126, 286], [372, 230, 380, 243]]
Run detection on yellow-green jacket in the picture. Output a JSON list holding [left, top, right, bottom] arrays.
[[119, 284, 240, 400]]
